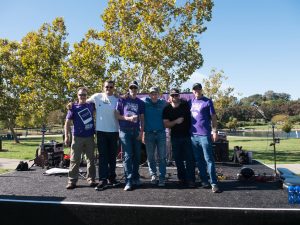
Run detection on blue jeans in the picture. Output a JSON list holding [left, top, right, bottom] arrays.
[[119, 128, 141, 184], [191, 134, 218, 185], [97, 131, 119, 181], [171, 136, 195, 182], [144, 130, 167, 179]]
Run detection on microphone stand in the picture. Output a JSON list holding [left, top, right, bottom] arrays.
[[252, 104, 279, 177]]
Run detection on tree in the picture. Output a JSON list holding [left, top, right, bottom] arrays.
[[0, 39, 23, 143], [281, 121, 293, 138], [201, 69, 237, 123], [100, 0, 213, 93], [63, 30, 107, 100], [14, 18, 70, 127]]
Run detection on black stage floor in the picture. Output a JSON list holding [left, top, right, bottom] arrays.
[[1, 160, 300, 225], [0, 160, 298, 208]]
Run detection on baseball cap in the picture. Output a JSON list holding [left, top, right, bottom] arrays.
[[170, 88, 180, 95], [149, 86, 159, 93], [129, 81, 139, 88], [192, 83, 202, 90]]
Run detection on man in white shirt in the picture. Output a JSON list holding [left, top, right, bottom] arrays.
[[88, 80, 120, 191]]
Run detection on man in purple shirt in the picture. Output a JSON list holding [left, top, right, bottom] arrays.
[[115, 81, 145, 191], [64, 87, 97, 189], [190, 83, 221, 193]]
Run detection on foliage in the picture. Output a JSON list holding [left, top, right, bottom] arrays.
[[63, 30, 107, 100], [14, 18, 70, 127], [202, 69, 237, 122], [281, 121, 293, 135], [271, 114, 289, 124], [100, 0, 213, 93], [0, 39, 24, 143], [225, 117, 238, 130]]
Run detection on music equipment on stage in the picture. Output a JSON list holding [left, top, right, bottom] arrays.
[[212, 141, 229, 162]]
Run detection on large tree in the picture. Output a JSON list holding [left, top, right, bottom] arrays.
[[0, 39, 23, 143], [14, 18, 70, 127], [100, 0, 213, 93]]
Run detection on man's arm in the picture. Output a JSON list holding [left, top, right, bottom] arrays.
[[64, 119, 72, 146], [163, 118, 184, 128], [211, 114, 218, 142], [114, 110, 137, 122]]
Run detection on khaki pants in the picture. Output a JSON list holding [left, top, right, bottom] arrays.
[[68, 135, 96, 184]]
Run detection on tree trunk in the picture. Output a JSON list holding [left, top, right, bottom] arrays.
[[7, 119, 20, 144]]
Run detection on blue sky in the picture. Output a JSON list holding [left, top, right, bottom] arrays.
[[1, 0, 300, 100]]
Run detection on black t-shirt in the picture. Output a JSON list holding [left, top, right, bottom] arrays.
[[162, 100, 191, 138]]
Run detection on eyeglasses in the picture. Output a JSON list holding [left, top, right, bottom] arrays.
[[105, 86, 114, 89], [78, 93, 87, 97], [170, 94, 179, 97], [129, 86, 138, 90]]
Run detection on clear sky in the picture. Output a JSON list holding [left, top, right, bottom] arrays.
[[1, 0, 300, 100]]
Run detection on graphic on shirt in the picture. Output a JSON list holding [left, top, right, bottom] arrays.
[[78, 108, 93, 125], [126, 102, 138, 116], [191, 103, 202, 118]]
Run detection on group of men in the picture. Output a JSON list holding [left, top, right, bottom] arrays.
[[64, 80, 221, 193]]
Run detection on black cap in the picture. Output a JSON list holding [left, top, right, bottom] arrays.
[[129, 81, 139, 88], [170, 88, 180, 95], [192, 83, 202, 90]]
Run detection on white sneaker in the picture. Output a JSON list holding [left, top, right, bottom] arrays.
[[158, 178, 165, 187], [151, 175, 157, 184], [124, 183, 132, 191]]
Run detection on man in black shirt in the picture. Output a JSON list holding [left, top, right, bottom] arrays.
[[162, 88, 195, 187]]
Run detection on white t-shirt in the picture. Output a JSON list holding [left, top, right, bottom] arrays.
[[88, 93, 119, 132]]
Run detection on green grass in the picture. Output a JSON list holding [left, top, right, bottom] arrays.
[[1, 135, 299, 165], [0, 168, 11, 174], [0, 136, 63, 160], [228, 136, 300, 164]]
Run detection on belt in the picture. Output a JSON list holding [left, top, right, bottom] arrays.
[[120, 127, 139, 131], [147, 130, 164, 133]]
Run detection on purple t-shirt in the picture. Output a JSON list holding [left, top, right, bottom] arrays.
[[189, 97, 216, 135], [66, 102, 95, 137], [116, 97, 145, 129]]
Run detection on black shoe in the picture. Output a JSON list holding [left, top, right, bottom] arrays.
[[187, 181, 196, 188], [108, 179, 121, 187], [95, 180, 108, 191], [201, 182, 211, 189]]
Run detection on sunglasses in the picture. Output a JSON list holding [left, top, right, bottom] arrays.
[[129, 86, 138, 90], [78, 93, 87, 97], [105, 86, 114, 89], [170, 94, 179, 97], [193, 87, 202, 91]]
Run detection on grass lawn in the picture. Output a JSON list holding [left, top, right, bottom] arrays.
[[228, 136, 300, 164], [0, 168, 11, 174], [0, 136, 63, 160], [0, 135, 299, 165]]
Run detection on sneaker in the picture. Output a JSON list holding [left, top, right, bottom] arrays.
[[133, 179, 142, 186], [201, 181, 211, 189], [151, 175, 157, 184], [108, 179, 121, 187], [158, 178, 165, 187], [66, 183, 76, 190], [187, 181, 196, 188], [124, 183, 133, 191], [88, 180, 98, 187], [95, 180, 107, 191], [212, 184, 222, 193]]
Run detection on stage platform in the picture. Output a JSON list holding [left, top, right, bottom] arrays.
[[1, 160, 300, 225]]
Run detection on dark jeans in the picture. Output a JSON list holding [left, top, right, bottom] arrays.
[[97, 131, 119, 181], [171, 136, 195, 182]]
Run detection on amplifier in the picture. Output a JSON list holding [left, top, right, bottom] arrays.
[[212, 141, 229, 162]]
